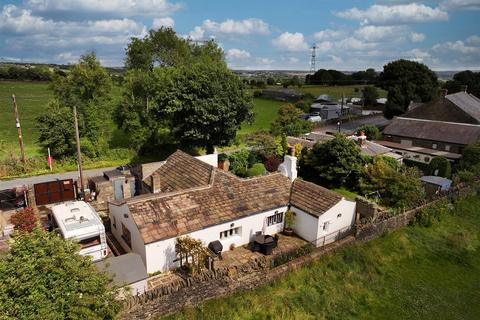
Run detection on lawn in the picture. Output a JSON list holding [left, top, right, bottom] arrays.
[[0, 81, 52, 158], [163, 196, 480, 320], [238, 97, 286, 135]]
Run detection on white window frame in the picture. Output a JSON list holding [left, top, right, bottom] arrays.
[[267, 211, 283, 226], [219, 227, 240, 240]]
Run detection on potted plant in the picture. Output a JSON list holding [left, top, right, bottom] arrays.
[[283, 210, 296, 236]]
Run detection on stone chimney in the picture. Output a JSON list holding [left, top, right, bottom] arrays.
[[151, 175, 161, 193], [358, 131, 367, 147], [460, 85, 468, 93], [440, 88, 448, 101], [278, 154, 297, 181]]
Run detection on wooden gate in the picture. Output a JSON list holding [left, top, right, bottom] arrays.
[[34, 179, 75, 206]]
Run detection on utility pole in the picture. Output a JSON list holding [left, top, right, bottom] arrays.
[[310, 44, 317, 74], [12, 95, 26, 163], [73, 106, 84, 195]]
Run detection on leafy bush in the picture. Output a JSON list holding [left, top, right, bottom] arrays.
[[427, 156, 451, 178], [414, 200, 450, 227], [228, 149, 250, 174], [265, 156, 282, 172], [270, 243, 314, 268], [356, 124, 381, 140], [253, 90, 262, 97], [10, 207, 37, 233], [246, 163, 266, 177], [236, 167, 248, 177]]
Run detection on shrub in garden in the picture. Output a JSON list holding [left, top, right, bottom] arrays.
[[427, 156, 451, 178], [414, 199, 449, 227], [10, 207, 37, 233], [228, 149, 250, 174], [265, 156, 282, 172], [246, 163, 266, 177]]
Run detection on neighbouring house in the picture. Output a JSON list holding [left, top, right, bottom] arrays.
[[107, 150, 357, 273], [349, 132, 403, 162], [290, 179, 356, 246], [379, 117, 480, 163], [420, 176, 452, 196], [404, 90, 480, 125], [95, 252, 148, 297]]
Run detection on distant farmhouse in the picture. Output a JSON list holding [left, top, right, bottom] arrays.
[[310, 94, 350, 121], [377, 89, 480, 164]]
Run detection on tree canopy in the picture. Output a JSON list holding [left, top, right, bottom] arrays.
[[378, 59, 438, 118], [116, 28, 251, 153], [299, 135, 363, 188], [270, 104, 313, 137], [0, 228, 120, 319], [445, 70, 480, 97], [361, 86, 379, 106], [37, 53, 113, 158], [356, 124, 381, 140]]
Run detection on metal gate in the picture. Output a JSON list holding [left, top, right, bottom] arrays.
[[34, 179, 75, 206]]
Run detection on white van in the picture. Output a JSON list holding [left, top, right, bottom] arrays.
[[51, 201, 108, 261]]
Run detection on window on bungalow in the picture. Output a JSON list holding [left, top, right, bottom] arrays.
[[122, 223, 132, 248], [219, 227, 240, 239], [267, 211, 283, 226], [445, 145, 450, 151], [432, 143, 437, 149]]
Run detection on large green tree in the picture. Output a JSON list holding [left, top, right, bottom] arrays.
[[37, 53, 113, 157], [270, 104, 313, 137], [299, 135, 364, 188], [0, 228, 120, 319], [117, 28, 251, 153], [378, 59, 438, 118], [361, 86, 379, 106], [445, 70, 480, 97]]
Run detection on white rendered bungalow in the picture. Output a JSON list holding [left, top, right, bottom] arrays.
[[108, 150, 357, 273], [290, 179, 356, 247]]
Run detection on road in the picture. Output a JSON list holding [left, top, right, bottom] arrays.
[[0, 166, 118, 190], [315, 115, 390, 135]]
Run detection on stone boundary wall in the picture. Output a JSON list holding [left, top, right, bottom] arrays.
[[120, 183, 476, 319], [355, 183, 475, 241], [120, 237, 355, 319]]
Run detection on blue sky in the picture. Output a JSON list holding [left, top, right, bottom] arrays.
[[0, 0, 479, 70]]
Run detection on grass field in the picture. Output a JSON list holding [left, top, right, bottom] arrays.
[[163, 196, 480, 320], [300, 85, 387, 100], [0, 81, 52, 158], [238, 98, 286, 135]]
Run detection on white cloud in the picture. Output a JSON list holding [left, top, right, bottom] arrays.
[[336, 3, 448, 25], [315, 41, 334, 53], [188, 26, 205, 41], [410, 32, 426, 42], [405, 48, 430, 62], [440, 0, 480, 11], [313, 29, 345, 41], [432, 40, 479, 54], [257, 57, 275, 65], [152, 17, 174, 29], [354, 25, 404, 42], [201, 18, 270, 36], [227, 48, 251, 59], [466, 35, 480, 45], [288, 57, 300, 64], [329, 55, 343, 64], [337, 37, 377, 50], [272, 32, 309, 52], [25, 0, 182, 17]]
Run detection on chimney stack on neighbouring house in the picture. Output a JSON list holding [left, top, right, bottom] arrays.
[[278, 154, 298, 181], [440, 88, 448, 101], [460, 85, 468, 93], [358, 131, 367, 147], [151, 175, 161, 193]]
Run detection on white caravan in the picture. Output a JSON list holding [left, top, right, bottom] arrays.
[[51, 201, 108, 261]]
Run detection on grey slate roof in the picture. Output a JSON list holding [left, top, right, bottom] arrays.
[[96, 253, 148, 286], [446, 92, 480, 123], [383, 117, 480, 145], [420, 176, 452, 187]]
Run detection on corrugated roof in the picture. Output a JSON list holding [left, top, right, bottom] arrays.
[[290, 179, 342, 217], [383, 117, 480, 145]]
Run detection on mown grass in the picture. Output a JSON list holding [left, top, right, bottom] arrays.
[[333, 187, 359, 200], [238, 98, 286, 135], [162, 196, 480, 320]]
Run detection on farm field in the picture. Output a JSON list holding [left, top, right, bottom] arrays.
[[163, 196, 480, 320], [0, 81, 52, 158], [238, 97, 285, 135]]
